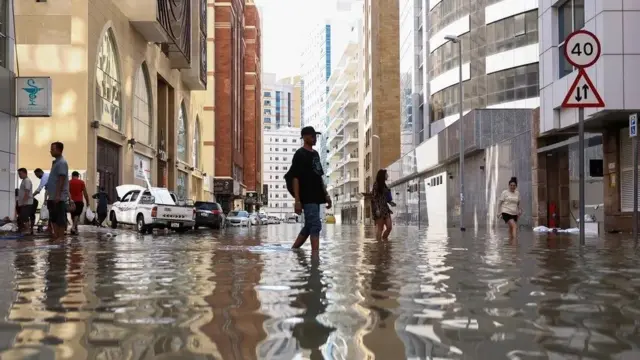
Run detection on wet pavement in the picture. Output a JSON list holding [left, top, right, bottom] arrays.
[[0, 225, 639, 359]]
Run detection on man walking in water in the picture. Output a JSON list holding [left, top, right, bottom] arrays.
[[46, 142, 70, 240], [285, 126, 332, 252]]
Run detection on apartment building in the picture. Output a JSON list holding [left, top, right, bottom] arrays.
[[15, 0, 209, 207], [214, 0, 263, 213], [262, 127, 300, 219], [262, 73, 302, 130], [327, 41, 361, 224]]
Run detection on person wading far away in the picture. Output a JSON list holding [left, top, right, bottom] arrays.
[[46, 141, 70, 240], [17, 168, 34, 234], [286, 126, 332, 252], [69, 171, 90, 234], [92, 187, 110, 227]]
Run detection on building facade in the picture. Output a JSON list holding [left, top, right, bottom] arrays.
[[327, 41, 361, 224], [15, 0, 209, 208], [360, 0, 401, 221], [533, 0, 640, 233], [214, 0, 262, 213], [0, 0, 17, 219], [262, 127, 300, 219], [301, 23, 332, 182], [428, 0, 540, 135], [262, 73, 301, 130]]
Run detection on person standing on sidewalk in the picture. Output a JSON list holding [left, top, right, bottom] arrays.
[[46, 142, 70, 240], [69, 171, 90, 234], [286, 126, 332, 252], [17, 168, 34, 234], [497, 177, 522, 240], [371, 169, 394, 241]]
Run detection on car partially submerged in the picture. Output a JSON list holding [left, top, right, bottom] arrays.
[[226, 210, 252, 227], [110, 185, 195, 234]]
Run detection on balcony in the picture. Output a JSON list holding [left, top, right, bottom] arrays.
[[182, 0, 207, 90], [114, 0, 192, 69]]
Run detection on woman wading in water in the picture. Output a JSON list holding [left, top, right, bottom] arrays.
[[371, 169, 395, 240], [497, 177, 522, 239]]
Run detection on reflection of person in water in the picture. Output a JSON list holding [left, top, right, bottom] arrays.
[[291, 252, 335, 359]]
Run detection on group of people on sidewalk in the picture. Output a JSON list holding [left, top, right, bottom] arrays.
[[286, 126, 523, 251], [15, 141, 112, 238]]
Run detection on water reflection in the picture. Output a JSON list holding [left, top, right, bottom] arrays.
[[0, 227, 639, 359]]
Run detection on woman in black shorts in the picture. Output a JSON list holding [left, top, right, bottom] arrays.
[[497, 177, 522, 239]]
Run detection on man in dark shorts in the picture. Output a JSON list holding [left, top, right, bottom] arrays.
[[286, 126, 332, 252], [17, 168, 34, 234], [69, 171, 90, 234], [46, 141, 70, 240]]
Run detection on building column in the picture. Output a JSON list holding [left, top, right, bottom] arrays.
[[602, 129, 629, 232], [0, 0, 17, 219]]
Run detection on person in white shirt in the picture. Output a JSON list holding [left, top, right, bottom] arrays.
[[497, 177, 522, 240], [17, 168, 34, 233], [33, 168, 49, 198]]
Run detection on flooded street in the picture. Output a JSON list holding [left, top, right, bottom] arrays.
[[0, 225, 640, 359]]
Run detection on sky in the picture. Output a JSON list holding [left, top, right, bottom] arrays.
[[256, 0, 342, 79]]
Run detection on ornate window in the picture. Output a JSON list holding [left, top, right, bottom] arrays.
[[133, 64, 152, 146], [192, 117, 200, 168], [95, 29, 122, 130], [177, 102, 188, 163]]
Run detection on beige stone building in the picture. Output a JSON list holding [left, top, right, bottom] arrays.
[[359, 0, 401, 221], [15, 0, 214, 205]]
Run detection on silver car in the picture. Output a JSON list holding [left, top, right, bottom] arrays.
[[226, 211, 252, 227]]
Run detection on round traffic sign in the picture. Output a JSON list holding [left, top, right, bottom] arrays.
[[564, 29, 601, 68]]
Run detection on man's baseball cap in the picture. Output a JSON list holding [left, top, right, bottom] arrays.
[[300, 126, 321, 138]]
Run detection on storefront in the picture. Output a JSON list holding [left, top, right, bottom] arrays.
[[214, 178, 234, 213]]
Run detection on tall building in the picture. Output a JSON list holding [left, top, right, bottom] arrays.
[[427, 0, 539, 135], [327, 40, 361, 224], [214, 0, 262, 213], [532, 0, 640, 233], [15, 0, 209, 207], [399, 0, 427, 155], [0, 0, 17, 219], [263, 127, 300, 218], [301, 22, 332, 180], [243, 1, 263, 213], [360, 0, 401, 220], [262, 73, 302, 130]]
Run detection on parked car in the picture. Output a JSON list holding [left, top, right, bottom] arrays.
[[257, 213, 269, 225], [110, 185, 195, 234], [249, 213, 260, 226], [268, 216, 281, 224], [194, 201, 225, 229], [286, 213, 299, 223], [226, 210, 252, 227]]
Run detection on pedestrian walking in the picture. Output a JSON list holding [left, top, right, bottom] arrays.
[[69, 171, 90, 234], [92, 187, 110, 227], [17, 168, 34, 234], [46, 142, 70, 240], [371, 169, 394, 241], [285, 126, 332, 252], [33, 168, 49, 198], [497, 176, 522, 240]]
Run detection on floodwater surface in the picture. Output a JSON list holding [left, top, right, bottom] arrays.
[[0, 225, 639, 359]]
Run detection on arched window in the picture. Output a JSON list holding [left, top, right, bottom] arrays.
[[192, 117, 200, 168], [177, 102, 188, 163], [133, 64, 152, 145], [95, 29, 122, 130]]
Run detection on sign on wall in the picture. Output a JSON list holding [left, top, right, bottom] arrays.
[[134, 153, 151, 180], [16, 77, 53, 117], [214, 179, 233, 195]]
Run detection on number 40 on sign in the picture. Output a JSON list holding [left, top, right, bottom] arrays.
[[561, 30, 605, 108]]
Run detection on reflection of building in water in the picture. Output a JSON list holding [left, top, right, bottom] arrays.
[[5, 243, 90, 359], [200, 242, 267, 359]]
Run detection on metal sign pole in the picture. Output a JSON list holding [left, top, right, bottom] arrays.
[[578, 108, 585, 245], [634, 130, 638, 242]]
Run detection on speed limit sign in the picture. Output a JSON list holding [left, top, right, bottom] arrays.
[[564, 29, 601, 68]]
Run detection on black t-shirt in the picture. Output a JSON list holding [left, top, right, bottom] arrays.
[[287, 147, 326, 205]]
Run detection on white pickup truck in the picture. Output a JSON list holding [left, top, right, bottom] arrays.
[[109, 185, 195, 234]]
